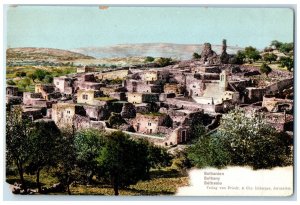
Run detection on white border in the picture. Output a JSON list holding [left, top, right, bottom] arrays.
[[0, 1, 299, 205]]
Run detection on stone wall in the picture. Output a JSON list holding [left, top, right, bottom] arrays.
[[262, 96, 293, 112], [95, 69, 129, 80]]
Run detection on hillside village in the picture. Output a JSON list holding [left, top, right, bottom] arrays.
[[6, 41, 294, 147]]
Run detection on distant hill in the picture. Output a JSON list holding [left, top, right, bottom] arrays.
[[7, 47, 95, 61], [72, 43, 243, 60]]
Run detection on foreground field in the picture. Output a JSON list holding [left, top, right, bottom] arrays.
[[6, 168, 189, 195]]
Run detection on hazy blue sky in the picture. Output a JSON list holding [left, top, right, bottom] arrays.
[[6, 6, 294, 49]]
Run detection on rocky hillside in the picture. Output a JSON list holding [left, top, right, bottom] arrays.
[[7, 47, 95, 61], [72, 43, 243, 60]]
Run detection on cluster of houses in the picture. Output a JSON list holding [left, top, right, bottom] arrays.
[[6, 43, 294, 147]]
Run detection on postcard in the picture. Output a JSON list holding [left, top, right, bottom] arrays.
[[4, 5, 294, 197]]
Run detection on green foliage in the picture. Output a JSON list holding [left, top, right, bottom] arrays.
[[187, 108, 293, 170], [192, 52, 201, 60], [234, 50, 246, 64], [34, 69, 50, 81], [43, 75, 54, 83], [53, 129, 77, 194], [27, 73, 37, 82], [187, 133, 231, 169], [97, 131, 149, 195], [18, 77, 31, 90], [7, 79, 16, 85], [145, 56, 155, 62], [218, 108, 292, 169], [108, 113, 126, 128], [271, 40, 283, 49], [26, 120, 61, 192], [6, 106, 34, 193], [279, 56, 294, 71], [279, 42, 294, 54], [262, 53, 277, 64], [74, 129, 105, 185], [15, 71, 27, 77], [244, 46, 261, 63], [156, 57, 173, 67], [260, 63, 272, 76]]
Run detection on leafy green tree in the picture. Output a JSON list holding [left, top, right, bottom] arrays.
[[34, 69, 50, 81], [145, 56, 155, 62], [217, 108, 292, 169], [260, 63, 272, 77], [244, 46, 261, 63], [15, 71, 26, 77], [18, 77, 31, 90], [187, 132, 231, 168], [74, 129, 105, 185], [6, 106, 33, 194], [43, 75, 54, 83], [156, 57, 173, 67], [54, 128, 77, 195], [192, 52, 201, 60], [26, 120, 61, 193], [279, 56, 294, 71], [263, 53, 277, 64], [28, 73, 37, 82], [97, 131, 149, 195], [235, 50, 246, 64], [7, 79, 16, 85], [279, 42, 294, 54], [271, 40, 283, 49], [138, 140, 172, 176]]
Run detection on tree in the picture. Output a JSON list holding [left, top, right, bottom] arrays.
[[26, 120, 61, 193], [28, 73, 37, 82], [18, 77, 31, 90], [156, 57, 173, 67], [187, 131, 231, 168], [192, 52, 201, 60], [74, 129, 105, 185], [97, 131, 149, 195], [43, 75, 54, 83], [260, 63, 272, 77], [34, 69, 50, 81], [15, 71, 26, 77], [138, 139, 172, 177], [145, 56, 155, 62], [7, 79, 16, 85], [217, 108, 292, 169], [6, 106, 33, 194], [235, 50, 246, 64], [279, 56, 294, 71], [279, 42, 293, 54], [54, 128, 77, 195], [263, 53, 277, 64], [244, 46, 261, 63], [271, 40, 283, 49]]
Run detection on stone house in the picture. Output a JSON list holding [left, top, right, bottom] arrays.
[[131, 113, 171, 134], [35, 84, 61, 101], [127, 92, 160, 104], [6, 86, 19, 96], [77, 66, 96, 73], [95, 69, 129, 80], [77, 89, 103, 105], [51, 103, 86, 128], [6, 86, 22, 106], [53, 76, 74, 95]]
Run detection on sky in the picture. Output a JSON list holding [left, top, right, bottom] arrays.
[[6, 6, 294, 50]]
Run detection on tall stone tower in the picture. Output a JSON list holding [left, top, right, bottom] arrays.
[[219, 70, 228, 91], [220, 39, 230, 64]]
